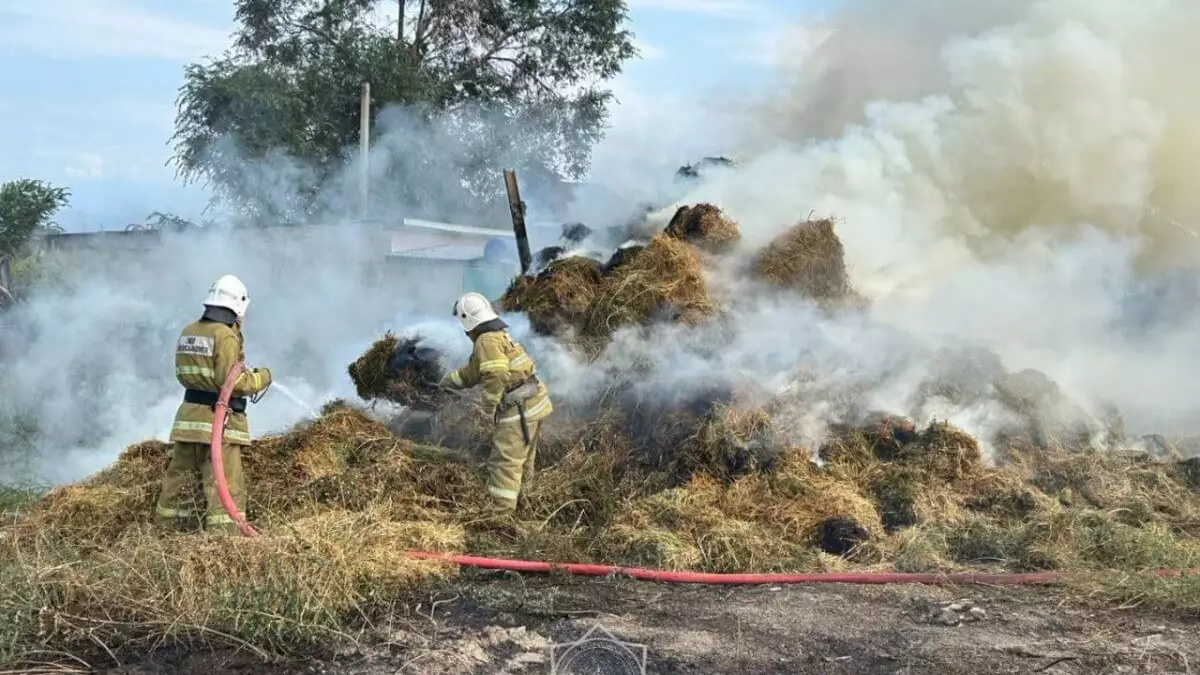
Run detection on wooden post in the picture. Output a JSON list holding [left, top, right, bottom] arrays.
[[503, 169, 533, 274]]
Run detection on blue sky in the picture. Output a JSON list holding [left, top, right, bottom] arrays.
[[0, 0, 821, 230]]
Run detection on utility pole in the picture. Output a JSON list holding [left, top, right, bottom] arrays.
[[360, 82, 371, 221], [503, 169, 533, 274]]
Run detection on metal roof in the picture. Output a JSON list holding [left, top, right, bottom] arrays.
[[401, 218, 512, 238], [389, 244, 488, 261]]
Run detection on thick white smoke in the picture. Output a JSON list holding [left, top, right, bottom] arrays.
[[651, 0, 1200, 443]]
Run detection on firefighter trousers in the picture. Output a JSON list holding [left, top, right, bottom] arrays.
[[486, 418, 541, 511], [155, 441, 245, 535]]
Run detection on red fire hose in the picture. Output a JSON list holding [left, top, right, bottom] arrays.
[[404, 552, 1070, 585], [405, 555, 1197, 586], [212, 361, 260, 538], [209, 365, 1199, 585]]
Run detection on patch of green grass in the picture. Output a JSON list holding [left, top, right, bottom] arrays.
[[1078, 572, 1200, 619]]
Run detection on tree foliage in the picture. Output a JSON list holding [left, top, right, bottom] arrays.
[[125, 212, 211, 232], [0, 180, 70, 255], [173, 0, 636, 224]]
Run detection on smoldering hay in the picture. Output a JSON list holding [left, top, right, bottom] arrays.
[[10, 0, 1200, 660], [10, 208, 1200, 603]]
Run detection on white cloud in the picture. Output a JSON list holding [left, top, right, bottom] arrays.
[[633, 39, 665, 60], [0, 0, 231, 60], [65, 153, 105, 179], [729, 23, 831, 66]]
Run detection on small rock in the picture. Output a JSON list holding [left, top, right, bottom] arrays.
[[968, 607, 987, 620], [936, 609, 962, 626], [946, 603, 965, 613]]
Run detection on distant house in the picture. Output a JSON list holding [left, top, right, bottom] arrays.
[[29, 217, 565, 307]]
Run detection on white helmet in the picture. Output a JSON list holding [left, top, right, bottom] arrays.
[[203, 274, 250, 317], [452, 292, 499, 332]]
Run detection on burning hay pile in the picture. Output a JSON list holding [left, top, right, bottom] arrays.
[[497, 255, 603, 336], [348, 333, 448, 411], [496, 203, 746, 349], [9, 393, 1199, 666], [5, 203, 1200, 666], [498, 206, 864, 355]]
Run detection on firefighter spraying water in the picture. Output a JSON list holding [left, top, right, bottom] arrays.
[[154, 274, 272, 536]]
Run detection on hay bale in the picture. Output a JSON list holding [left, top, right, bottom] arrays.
[[868, 467, 921, 533], [347, 334, 447, 410], [663, 204, 741, 253], [1028, 450, 1200, 527], [16, 441, 171, 545], [246, 402, 412, 518], [498, 256, 603, 336], [585, 234, 715, 338], [30, 485, 155, 545], [752, 218, 856, 303]]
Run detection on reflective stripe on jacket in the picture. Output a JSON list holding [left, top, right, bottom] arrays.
[[445, 329, 552, 423], [169, 319, 271, 446]]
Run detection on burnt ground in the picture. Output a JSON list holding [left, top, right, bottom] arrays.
[[102, 573, 1198, 675]]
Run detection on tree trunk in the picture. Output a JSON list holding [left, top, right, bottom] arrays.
[[398, 0, 405, 42]]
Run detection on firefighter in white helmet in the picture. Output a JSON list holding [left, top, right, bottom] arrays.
[[441, 292, 552, 511], [155, 274, 273, 534]]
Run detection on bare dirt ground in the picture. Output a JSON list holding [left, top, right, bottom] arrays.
[[105, 573, 1199, 675]]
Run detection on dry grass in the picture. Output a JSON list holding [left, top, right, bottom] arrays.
[[5, 401, 1200, 666], [497, 256, 603, 337], [752, 218, 863, 307], [585, 234, 716, 339]]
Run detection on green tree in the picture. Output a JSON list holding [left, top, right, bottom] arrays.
[[139, 211, 211, 231], [0, 180, 70, 255], [173, 0, 636, 224]]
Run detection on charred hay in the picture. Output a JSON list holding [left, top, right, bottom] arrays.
[[347, 333, 448, 411], [603, 244, 645, 273], [663, 203, 741, 253]]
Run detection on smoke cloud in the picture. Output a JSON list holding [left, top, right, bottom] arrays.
[[656, 0, 1200, 441], [6, 0, 1200, 486]]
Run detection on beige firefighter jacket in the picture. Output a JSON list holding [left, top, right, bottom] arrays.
[[445, 327, 552, 425], [169, 318, 271, 446]]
